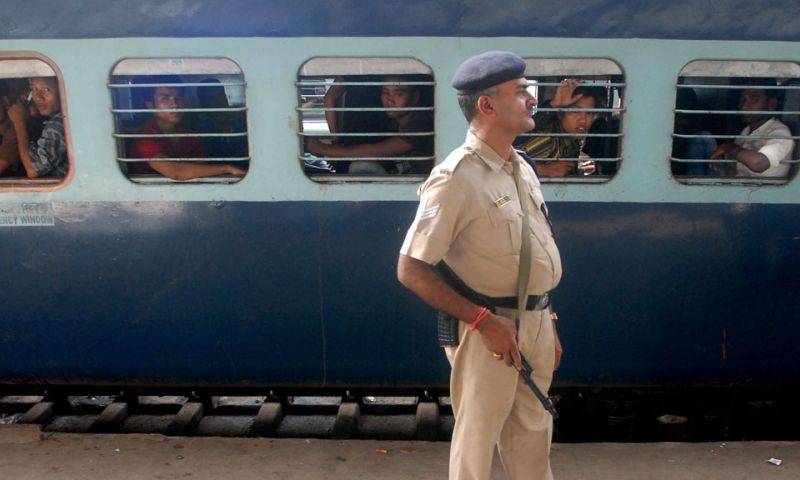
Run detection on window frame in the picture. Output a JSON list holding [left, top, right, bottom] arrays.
[[297, 56, 435, 183], [0, 52, 73, 192], [109, 57, 250, 185], [671, 59, 800, 186], [519, 57, 626, 184]]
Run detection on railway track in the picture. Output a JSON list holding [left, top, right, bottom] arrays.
[[2, 388, 798, 442], [0, 394, 451, 440]]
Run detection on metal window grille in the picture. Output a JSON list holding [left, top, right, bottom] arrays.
[[517, 78, 625, 183], [109, 58, 249, 185], [297, 57, 435, 182], [671, 61, 800, 185]]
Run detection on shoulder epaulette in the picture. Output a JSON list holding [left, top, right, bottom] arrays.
[[433, 145, 472, 176]]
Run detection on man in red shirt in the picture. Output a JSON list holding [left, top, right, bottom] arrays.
[[131, 83, 246, 181]]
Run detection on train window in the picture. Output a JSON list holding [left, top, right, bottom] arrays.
[[110, 58, 249, 184], [518, 58, 625, 183], [671, 61, 800, 185], [297, 57, 435, 182], [0, 57, 71, 188]]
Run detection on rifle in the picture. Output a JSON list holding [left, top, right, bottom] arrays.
[[433, 261, 559, 418]]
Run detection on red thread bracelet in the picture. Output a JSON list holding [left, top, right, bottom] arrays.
[[469, 307, 490, 331]]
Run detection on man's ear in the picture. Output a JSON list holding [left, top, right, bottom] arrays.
[[477, 95, 494, 116]]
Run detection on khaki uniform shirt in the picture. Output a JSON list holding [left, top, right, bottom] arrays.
[[401, 131, 561, 297]]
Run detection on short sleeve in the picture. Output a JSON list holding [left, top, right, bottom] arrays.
[[759, 136, 794, 169], [400, 172, 471, 265], [398, 112, 433, 152]]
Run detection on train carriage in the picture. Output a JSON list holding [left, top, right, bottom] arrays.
[[0, 1, 798, 413]]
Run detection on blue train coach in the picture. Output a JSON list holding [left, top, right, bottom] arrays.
[[0, 0, 798, 403]]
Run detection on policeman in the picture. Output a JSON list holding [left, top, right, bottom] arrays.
[[397, 51, 563, 480]]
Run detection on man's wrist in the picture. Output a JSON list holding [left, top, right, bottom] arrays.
[[469, 306, 491, 331]]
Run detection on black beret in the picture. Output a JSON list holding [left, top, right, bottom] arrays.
[[452, 51, 527, 92]]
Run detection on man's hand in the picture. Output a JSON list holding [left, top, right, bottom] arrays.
[[305, 137, 327, 155], [551, 79, 584, 108], [710, 141, 770, 172], [475, 313, 522, 369], [7, 103, 29, 125], [226, 165, 248, 176], [537, 160, 576, 177], [710, 141, 740, 160]]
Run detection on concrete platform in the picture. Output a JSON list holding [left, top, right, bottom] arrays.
[[1, 426, 798, 479]]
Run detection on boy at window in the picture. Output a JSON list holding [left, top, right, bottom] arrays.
[[131, 78, 246, 181], [711, 78, 795, 178], [517, 79, 602, 177], [8, 77, 68, 179]]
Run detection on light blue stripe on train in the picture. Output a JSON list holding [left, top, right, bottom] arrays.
[[0, 36, 797, 204]]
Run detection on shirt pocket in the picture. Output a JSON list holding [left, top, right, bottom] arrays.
[[528, 190, 554, 240], [486, 200, 522, 256]]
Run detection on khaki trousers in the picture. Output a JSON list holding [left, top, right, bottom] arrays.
[[445, 308, 555, 480]]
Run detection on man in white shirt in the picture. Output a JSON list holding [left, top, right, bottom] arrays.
[[711, 79, 795, 178]]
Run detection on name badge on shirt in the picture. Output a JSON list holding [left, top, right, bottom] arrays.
[[494, 195, 512, 208]]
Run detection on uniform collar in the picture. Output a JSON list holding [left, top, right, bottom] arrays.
[[464, 130, 512, 172]]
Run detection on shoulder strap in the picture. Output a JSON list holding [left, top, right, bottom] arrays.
[[513, 158, 531, 315]]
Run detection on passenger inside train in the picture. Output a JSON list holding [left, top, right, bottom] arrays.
[[0, 81, 21, 176], [7, 76, 68, 179], [710, 78, 795, 178], [193, 78, 248, 160], [303, 74, 433, 175], [670, 87, 719, 177], [517, 79, 606, 177], [128, 76, 247, 181]]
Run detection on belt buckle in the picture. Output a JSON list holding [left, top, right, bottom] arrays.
[[535, 293, 549, 310]]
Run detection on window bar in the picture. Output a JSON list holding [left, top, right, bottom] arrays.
[[118, 157, 250, 163], [299, 156, 434, 162], [672, 133, 800, 140], [527, 157, 622, 163], [300, 131, 433, 137], [109, 82, 247, 88], [114, 132, 248, 138], [674, 109, 800, 115], [112, 107, 247, 113], [531, 82, 626, 88], [296, 81, 435, 87], [676, 84, 800, 90], [518, 132, 622, 138], [298, 106, 434, 112], [670, 157, 800, 164]]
